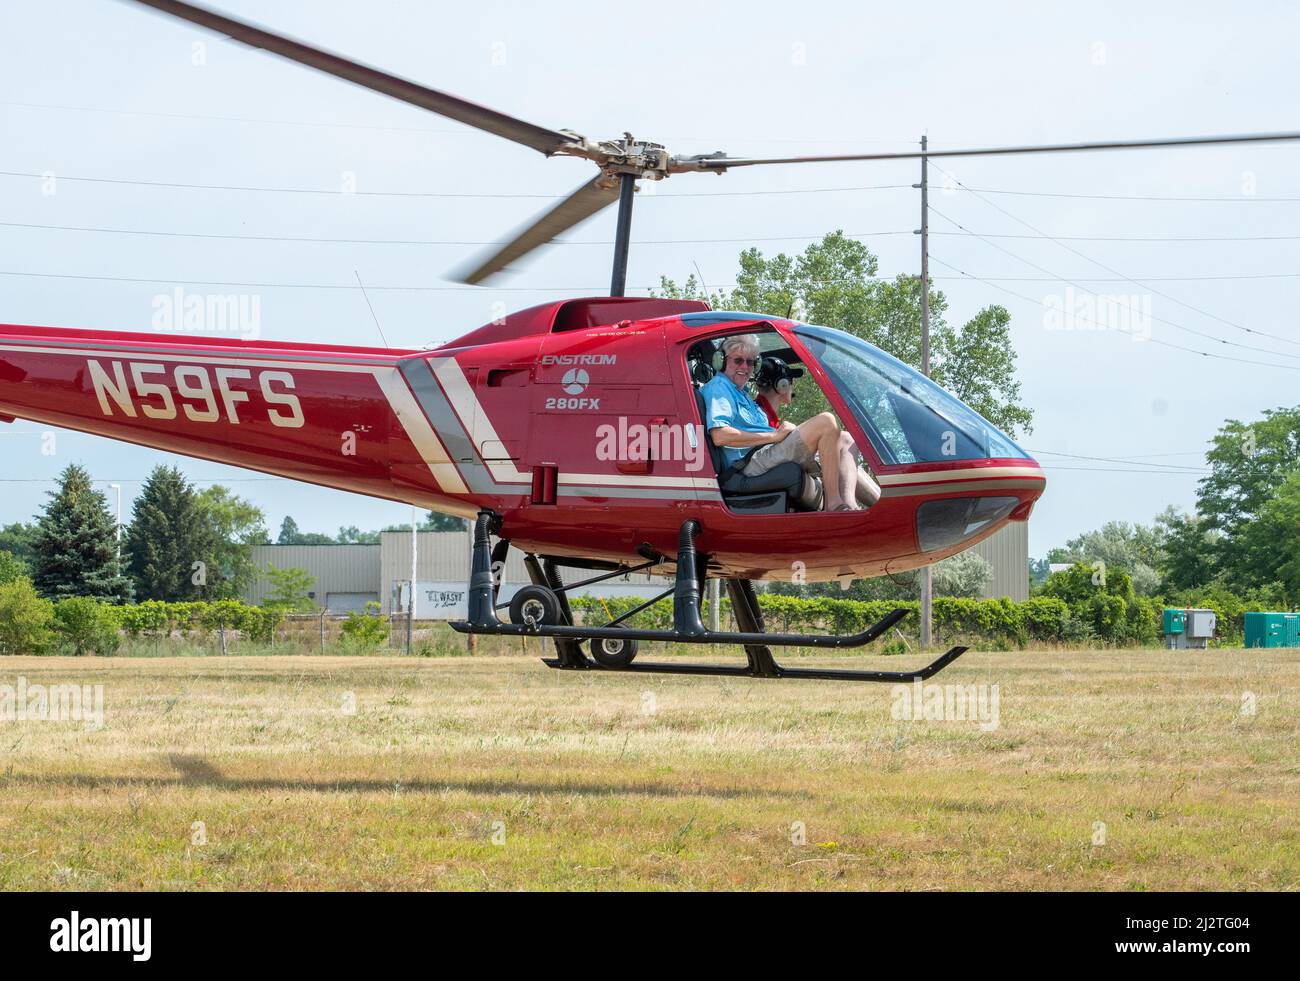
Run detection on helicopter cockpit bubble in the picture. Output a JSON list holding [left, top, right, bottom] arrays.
[[792, 325, 1032, 467]]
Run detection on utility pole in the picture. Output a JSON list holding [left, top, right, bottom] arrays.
[[917, 134, 933, 650], [108, 483, 122, 562], [407, 507, 417, 655]]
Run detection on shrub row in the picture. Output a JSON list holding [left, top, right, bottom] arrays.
[[569, 593, 1084, 645], [0, 582, 291, 655]]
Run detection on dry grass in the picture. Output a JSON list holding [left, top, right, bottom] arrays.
[[0, 646, 1296, 891]]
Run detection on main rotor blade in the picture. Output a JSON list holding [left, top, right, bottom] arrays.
[[124, 0, 575, 156], [455, 179, 620, 284], [675, 130, 1300, 170]]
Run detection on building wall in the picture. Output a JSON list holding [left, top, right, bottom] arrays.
[[244, 544, 381, 611], [970, 521, 1029, 602], [243, 522, 1030, 612], [379, 531, 669, 614]]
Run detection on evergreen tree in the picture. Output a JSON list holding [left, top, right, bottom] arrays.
[[31, 464, 132, 602], [277, 516, 301, 545], [424, 511, 467, 532], [124, 466, 218, 601]]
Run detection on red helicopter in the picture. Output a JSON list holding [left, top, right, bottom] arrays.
[[2, 1, 1294, 682]]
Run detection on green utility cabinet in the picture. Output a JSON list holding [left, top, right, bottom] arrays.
[[1244, 612, 1300, 648], [1163, 607, 1215, 649], [1162, 608, 1185, 635]]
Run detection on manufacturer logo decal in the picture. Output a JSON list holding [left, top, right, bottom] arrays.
[[561, 368, 589, 395]]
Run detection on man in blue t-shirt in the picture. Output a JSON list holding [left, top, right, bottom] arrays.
[[701, 333, 862, 511]]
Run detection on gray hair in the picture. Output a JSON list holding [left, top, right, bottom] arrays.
[[720, 334, 761, 359]]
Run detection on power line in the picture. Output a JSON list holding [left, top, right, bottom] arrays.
[[1028, 449, 1207, 471], [0, 99, 937, 147], [930, 255, 1300, 372], [927, 204, 1300, 361], [0, 169, 910, 200], [0, 268, 906, 292], [931, 163, 1300, 350], [0, 269, 626, 292], [0, 218, 912, 247], [11, 214, 1294, 247], [941, 272, 1300, 282], [956, 185, 1300, 203], [1037, 465, 1208, 475], [933, 230, 1300, 243]]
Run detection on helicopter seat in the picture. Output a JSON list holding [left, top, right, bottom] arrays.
[[693, 387, 803, 514]]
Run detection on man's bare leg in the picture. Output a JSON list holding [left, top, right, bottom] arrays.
[[796, 413, 851, 510], [836, 441, 856, 507], [840, 431, 878, 507]]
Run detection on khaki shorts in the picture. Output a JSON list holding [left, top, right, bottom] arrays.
[[741, 429, 818, 477]]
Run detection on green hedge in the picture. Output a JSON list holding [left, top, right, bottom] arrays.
[[106, 600, 284, 644], [570, 593, 1076, 645]]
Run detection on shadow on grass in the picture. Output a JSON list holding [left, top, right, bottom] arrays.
[[4, 754, 808, 802]]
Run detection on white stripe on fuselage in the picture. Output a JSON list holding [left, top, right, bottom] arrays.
[[876, 465, 1045, 486]]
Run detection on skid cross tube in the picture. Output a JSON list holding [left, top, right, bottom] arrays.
[[452, 513, 968, 683]]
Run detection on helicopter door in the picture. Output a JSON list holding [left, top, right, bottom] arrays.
[[457, 342, 542, 497], [531, 326, 686, 505]]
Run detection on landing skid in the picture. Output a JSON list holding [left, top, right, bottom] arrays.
[[449, 510, 967, 683]]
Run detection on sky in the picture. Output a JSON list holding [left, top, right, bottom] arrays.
[[2, 0, 1298, 555]]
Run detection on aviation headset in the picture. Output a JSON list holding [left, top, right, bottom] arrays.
[[754, 356, 804, 395]]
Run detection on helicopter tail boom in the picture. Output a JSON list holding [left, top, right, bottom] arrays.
[[0, 323, 463, 507]]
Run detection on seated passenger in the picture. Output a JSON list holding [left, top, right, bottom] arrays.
[[754, 356, 881, 509], [702, 334, 862, 511]]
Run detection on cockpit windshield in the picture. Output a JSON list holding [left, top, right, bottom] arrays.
[[794, 324, 1030, 465]]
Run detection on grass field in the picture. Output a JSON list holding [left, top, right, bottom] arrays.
[[1, 646, 1297, 890]]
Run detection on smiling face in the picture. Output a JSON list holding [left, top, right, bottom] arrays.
[[721, 336, 760, 388]]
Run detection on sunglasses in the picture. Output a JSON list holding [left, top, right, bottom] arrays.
[[729, 356, 759, 368]]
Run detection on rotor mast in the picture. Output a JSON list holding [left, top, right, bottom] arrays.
[[610, 174, 636, 297]]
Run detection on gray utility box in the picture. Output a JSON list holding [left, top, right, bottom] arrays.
[[1166, 608, 1217, 649]]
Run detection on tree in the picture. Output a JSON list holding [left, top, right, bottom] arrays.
[[53, 596, 120, 656], [1028, 557, 1052, 588], [1197, 407, 1300, 588], [1156, 507, 1217, 593], [277, 516, 301, 546], [0, 550, 27, 586], [0, 522, 38, 567], [1046, 519, 1165, 595], [336, 525, 381, 544], [656, 231, 1033, 436], [276, 516, 335, 545], [196, 485, 269, 598], [31, 464, 132, 602], [0, 578, 54, 654], [424, 511, 467, 532], [770, 551, 991, 601], [1237, 472, 1300, 602], [263, 565, 317, 612], [932, 551, 993, 599], [124, 466, 218, 602]]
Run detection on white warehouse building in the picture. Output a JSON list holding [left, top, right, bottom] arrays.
[[242, 522, 1029, 616]]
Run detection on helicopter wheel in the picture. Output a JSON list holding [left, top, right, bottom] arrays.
[[590, 634, 639, 669], [509, 585, 562, 628]]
